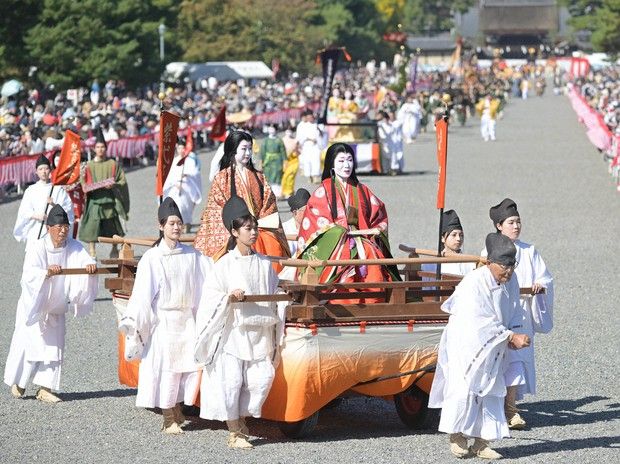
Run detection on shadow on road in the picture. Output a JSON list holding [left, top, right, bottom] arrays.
[[60, 388, 136, 401], [520, 395, 618, 428], [497, 435, 620, 459]]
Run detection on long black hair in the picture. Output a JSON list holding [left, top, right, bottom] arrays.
[[219, 130, 257, 171], [321, 143, 369, 222], [321, 143, 359, 185], [226, 213, 259, 251]]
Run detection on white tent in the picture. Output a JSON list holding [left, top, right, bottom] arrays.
[[164, 61, 273, 83]]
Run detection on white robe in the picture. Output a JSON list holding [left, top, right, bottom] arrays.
[[195, 249, 284, 421], [13, 181, 74, 251], [429, 266, 523, 441], [4, 236, 97, 391], [481, 240, 554, 399], [397, 101, 422, 141], [119, 241, 209, 409], [295, 121, 322, 177], [163, 154, 203, 224], [378, 120, 404, 172]]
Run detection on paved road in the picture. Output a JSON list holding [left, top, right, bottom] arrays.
[[0, 91, 618, 463]]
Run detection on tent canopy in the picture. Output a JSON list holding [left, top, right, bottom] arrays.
[[165, 61, 274, 83]]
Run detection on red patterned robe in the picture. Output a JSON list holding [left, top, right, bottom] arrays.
[[297, 178, 399, 302]]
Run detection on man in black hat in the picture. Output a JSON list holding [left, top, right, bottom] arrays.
[[79, 126, 130, 258], [4, 205, 98, 403], [13, 153, 74, 251], [429, 233, 530, 460]]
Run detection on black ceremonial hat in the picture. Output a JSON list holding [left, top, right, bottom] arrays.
[[35, 154, 51, 168], [95, 125, 107, 147], [441, 209, 463, 236], [287, 188, 311, 211], [485, 233, 517, 267], [222, 196, 250, 232], [158, 197, 183, 222], [46, 204, 70, 226], [489, 198, 519, 225]]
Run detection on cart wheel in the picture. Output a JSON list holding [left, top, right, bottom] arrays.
[[278, 411, 319, 439], [394, 386, 429, 430]]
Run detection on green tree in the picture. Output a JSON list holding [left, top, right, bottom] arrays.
[[177, 0, 323, 73], [25, 0, 179, 89], [562, 0, 620, 53], [0, 1, 42, 82]]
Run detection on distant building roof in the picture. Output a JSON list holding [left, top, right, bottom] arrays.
[[407, 34, 457, 52]]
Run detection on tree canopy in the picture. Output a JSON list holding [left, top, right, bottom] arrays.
[[562, 0, 620, 53], [5, 0, 616, 90]]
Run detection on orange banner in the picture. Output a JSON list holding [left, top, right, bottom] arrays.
[[155, 110, 180, 196], [435, 118, 448, 209], [51, 130, 81, 185]]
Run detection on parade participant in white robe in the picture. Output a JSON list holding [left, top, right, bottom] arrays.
[[4, 205, 97, 403], [279, 188, 311, 281], [421, 210, 476, 278], [377, 111, 404, 175], [487, 198, 554, 430], [295, 110, 323, 184], [475, 95, 500, 142], [13, 154, 74, 251], [119, 198, 209, 434], [163, 138, 202, 232], [195, 196, 284, 449], [397, 94, 422, 143], [429, 233, 531, 460]]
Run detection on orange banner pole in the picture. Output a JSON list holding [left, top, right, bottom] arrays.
[[434, 113, 449, 294]]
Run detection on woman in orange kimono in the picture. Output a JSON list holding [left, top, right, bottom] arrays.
[[296, 143, 400, 302], [194, 131, 290, 269]]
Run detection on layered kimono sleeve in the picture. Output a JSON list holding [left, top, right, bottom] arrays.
[[256, 171, 279, 219], [112, 162, 130, 219], [530, 248, 554, 333], [21, 242, 52, 325], [13, 188, 37, 243], [194, 173, 228, 255], [360, 184, 389, 234], [118, 251, 159, 361], [66, 240, 98, 317], [184, 156, 203, 205]]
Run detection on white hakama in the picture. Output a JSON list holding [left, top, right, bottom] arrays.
[[4, 237, 97, 391], [195, 249, 284, 421], [119, 241, 209, 409], [429, 266, 523, 441]]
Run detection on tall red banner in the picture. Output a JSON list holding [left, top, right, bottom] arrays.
[[209, 105, 227, 142], [435, 118, 448, 209], [156, 111, 181, 196], [52, 130, 81, 185]]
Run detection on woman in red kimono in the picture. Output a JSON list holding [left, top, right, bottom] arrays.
[[194, 131, 290, 270], [296, 143, 400, 302]]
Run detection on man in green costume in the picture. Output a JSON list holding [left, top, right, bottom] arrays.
[[79, 127, 130, 258], [260, 125, 287, 199]]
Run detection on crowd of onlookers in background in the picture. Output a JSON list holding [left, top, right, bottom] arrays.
[[572, 66, 620, 191]]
